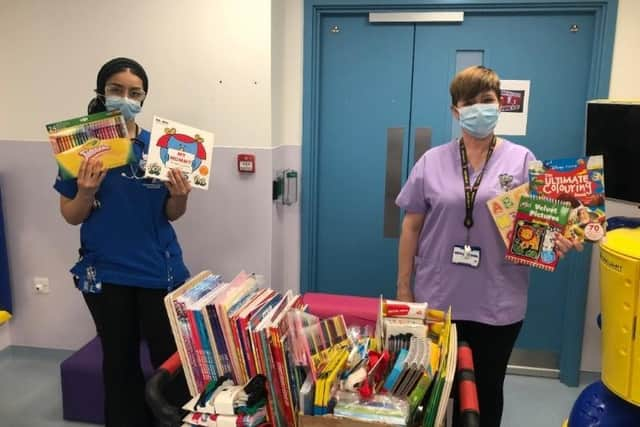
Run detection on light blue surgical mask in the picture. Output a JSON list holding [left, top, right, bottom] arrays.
[[457, 103, 500, 138], [104, 95, 141, 121]]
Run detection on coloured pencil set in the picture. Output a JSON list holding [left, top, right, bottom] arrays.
[[46, 111, 135, 180]]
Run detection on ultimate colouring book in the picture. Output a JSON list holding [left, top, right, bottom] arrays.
[[145, 116, 214, 190], [528, 155, 605, 242]]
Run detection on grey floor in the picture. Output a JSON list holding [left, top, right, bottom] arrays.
[[0, 346, 597, 427]]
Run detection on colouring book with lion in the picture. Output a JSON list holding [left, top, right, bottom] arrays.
[[505, 195, 571, 272], [145, 116, 214, 190]]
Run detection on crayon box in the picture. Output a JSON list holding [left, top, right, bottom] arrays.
[[46, 111, 135, 179]]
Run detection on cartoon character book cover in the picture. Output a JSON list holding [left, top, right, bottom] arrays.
[[528, 155, 605, 242], [505, 195, 571, 272], [145, 116, 213, 190]]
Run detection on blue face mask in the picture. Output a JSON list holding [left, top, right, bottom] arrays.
[[457, 103, 500, 138], [104, 96, 141, 121]]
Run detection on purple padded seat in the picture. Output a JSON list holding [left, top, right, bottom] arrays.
[[60, 337, 154, 424]]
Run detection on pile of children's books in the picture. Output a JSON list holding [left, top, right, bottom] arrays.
[[488, 155, 606, 271], [166, 271, 459, 427]]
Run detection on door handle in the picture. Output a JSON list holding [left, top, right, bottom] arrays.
[[384, 128, 403, 238], [414, 127, 432, 164]]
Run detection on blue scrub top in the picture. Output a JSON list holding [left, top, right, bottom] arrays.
[[54, 129, 190, 291]]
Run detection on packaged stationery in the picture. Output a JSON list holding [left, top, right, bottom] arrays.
[[505, 195, 571, 271], [166, 270, 460, 427], [529, 155, 606, 242], [46, 111, 134, 179], [145, 116, 214, 190]]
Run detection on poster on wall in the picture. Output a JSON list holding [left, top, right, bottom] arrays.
[[495, 80, 531, 136]]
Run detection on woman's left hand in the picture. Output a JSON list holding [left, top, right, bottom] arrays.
[[555, 232, 584, 259], [166, 169, 192, 198]]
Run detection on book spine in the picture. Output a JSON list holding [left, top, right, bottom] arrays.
[[201, 306, 224, 378], [229, 315, 248, 384], [165, 296, 196, 396], [216, 304, 242, 384], [238, 316, 256, 379], [176, 301, 204, 392], [504, 254, 554, 272], [206, 305, 233, 376], [186, 308, 210, 390], [195, 311, 218, 383], [282, 340, 300, 420], [269, 328, 295, 426], [258, 329, 280, 425]]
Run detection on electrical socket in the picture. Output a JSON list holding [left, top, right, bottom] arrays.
[[33, 277, 50, 294]]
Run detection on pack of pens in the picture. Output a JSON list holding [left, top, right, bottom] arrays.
[[45, 110, 135, 180]]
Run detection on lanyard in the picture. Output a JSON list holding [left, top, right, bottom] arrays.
[[459, 136, 497, 230]]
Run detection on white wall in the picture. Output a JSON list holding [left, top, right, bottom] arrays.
[[0, 0, 271, 148], [0, 0, 276, 350], [271, 0, 304, 148], [608, 0, 640, 99]]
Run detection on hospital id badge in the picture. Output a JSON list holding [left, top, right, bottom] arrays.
[[451, 245, 481, 268]]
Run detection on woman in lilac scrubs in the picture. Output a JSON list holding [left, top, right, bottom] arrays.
[[396, 65, 582, 427]]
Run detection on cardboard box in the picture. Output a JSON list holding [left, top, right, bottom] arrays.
[[299, 415, 394, 426]]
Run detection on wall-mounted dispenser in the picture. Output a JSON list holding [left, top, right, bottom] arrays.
[[273, 169, 298, 206]]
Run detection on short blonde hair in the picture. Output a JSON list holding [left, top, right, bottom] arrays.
[[449, 65, 500, 106]]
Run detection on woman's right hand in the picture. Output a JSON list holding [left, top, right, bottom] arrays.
[[76, 159, 106, 199], [396, 283, 415, 302]]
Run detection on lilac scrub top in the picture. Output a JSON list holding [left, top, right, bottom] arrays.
[[396, 139, 536, 325]]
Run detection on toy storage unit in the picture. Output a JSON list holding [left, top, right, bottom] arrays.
[[599, 227, 640, 406]]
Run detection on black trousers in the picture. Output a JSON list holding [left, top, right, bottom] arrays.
[[83, 283, 188, 427], [454, 320, 523, 427]]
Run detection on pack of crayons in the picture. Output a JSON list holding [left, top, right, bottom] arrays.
[[46, 111, 135, 179]]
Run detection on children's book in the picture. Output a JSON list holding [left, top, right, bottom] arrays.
[[164, 270, 214, 395], [46, 111, 134, 179], [145, 116, 214, 190], [528, 156, 606, 242], [487, 183, 529, 247], [505, 195, 571, 271]]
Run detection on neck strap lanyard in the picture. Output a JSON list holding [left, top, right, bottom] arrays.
[[459, 136, 497, 231]]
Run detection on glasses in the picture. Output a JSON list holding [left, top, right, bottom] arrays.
[[104, 83, 146, 102]]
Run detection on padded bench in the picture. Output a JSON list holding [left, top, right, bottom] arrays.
[[60, 336, 154, 424]]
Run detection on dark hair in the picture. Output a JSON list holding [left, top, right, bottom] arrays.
[[87, 57, 149, 114]]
